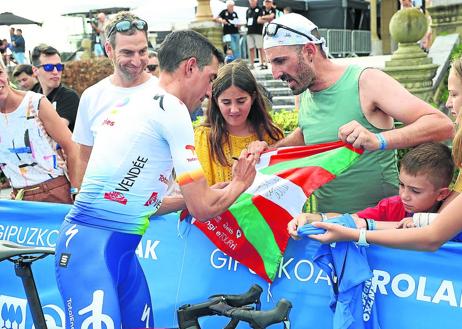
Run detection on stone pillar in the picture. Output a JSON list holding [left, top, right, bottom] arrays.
[[190, 0, 224, 52], [384, 8, 438, 102], [381, 0, 399, 54], [369, 0, 383, 55], [80, 38, 93, 60], [428, 0, 462, 42]]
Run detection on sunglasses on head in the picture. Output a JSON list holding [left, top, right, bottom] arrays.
[[146, 64, 158, 72], [107, 19, 148, 38], [263, 22, 318, 43], [37, 63, 64, 72]]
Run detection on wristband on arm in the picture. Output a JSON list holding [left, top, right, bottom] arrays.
[[375, 133, 388, 151], [356, 228, 369, 247], [70, 187, 79, 200], [366, 218, 376, 230], [412, 213, 438, 227]]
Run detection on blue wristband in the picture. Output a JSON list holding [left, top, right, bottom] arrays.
[[366, 219, 376, 231], [375, 133, 388, 151], [70, 187, 79, 195]]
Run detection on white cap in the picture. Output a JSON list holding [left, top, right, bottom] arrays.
[[263, 13, 328, 55]]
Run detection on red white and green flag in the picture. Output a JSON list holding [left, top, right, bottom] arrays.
[[184, 141, 363, 282]]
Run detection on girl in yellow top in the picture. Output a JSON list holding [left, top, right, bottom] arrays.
[[195, 60, 284, 185]]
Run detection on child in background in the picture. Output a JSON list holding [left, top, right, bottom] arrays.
[[356, 142, 453, 227], [224, 48, 236, 64]]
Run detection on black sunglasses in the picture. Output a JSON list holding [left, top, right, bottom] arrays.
[[146, 64, 158, 72], [107, 19, 148, 38], [263, 22, 317, 43], [37, 63, 64, 72]]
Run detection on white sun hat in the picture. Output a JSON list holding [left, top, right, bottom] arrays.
[[263, 13, 328, 55]]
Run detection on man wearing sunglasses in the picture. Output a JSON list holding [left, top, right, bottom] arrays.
[[145, 51, 159, 78], [31, 44, 80, 131], [55, 27, 257, 329], [248, 13, 453, 215]]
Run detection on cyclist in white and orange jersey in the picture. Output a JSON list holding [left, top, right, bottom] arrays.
[[54, 27, 257, 329]]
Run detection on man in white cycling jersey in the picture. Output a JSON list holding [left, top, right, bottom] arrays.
[[54, 27, 257, 329]]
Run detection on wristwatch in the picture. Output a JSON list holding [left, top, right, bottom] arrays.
[[356, 228, 369, 247]]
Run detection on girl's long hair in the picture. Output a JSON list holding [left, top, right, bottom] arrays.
[[202, 60, 283, 166]]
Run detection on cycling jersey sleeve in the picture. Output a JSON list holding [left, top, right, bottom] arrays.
[[155, 94, 204, 187]]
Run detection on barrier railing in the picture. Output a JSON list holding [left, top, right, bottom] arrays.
[[319, 28, 371, 57], [239, 29, 371, 61], [352, 30, 372, 56]]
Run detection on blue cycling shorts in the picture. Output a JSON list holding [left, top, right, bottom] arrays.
[[55, 220, 154, 329]]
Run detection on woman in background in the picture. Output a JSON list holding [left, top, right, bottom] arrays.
[[444, 57, 462, 203], [0, 60, 79, 203]]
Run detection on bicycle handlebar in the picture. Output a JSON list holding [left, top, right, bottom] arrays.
[[177, 284, 263, 329], [210, 299, 292, 329], [209, 284, 263, 308], [178, 284, 292, 329]]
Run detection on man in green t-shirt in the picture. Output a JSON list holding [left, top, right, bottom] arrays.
[[248, 13, 453, 213]]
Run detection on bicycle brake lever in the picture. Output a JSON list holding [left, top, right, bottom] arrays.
[[209, 284, 263, 308]]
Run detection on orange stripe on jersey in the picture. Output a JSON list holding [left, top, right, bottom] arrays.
[[176, 168, 204, 186]]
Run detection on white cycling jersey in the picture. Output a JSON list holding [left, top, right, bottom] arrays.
[[67, 86, 203, 234]]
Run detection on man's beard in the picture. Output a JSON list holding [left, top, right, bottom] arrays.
[[119, 68, 139, 82], [281, 58, 315, 95], [117, 63, 142, 82]]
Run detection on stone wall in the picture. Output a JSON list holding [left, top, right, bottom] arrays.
[[429, 1, 462, 40]]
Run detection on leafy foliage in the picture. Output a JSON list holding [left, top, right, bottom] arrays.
[[436, 43, 462, 106], [270, 109, 298, 135], [192, 116, 205, 129], [61, 58, 113, 96]]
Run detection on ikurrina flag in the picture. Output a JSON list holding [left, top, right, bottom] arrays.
[[185, 141, 363, 282]]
